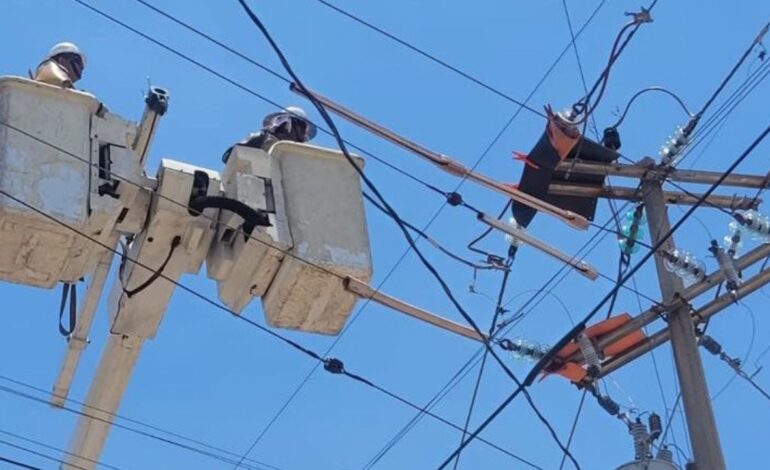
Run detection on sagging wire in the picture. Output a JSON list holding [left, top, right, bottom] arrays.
[[709, 303, 757, 401], [362, 193, 502, 272], [609, 86, 693, 129]]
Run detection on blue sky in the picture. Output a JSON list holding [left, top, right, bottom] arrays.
[[2, 0, 770, 469]]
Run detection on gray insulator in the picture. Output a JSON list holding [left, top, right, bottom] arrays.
[[710, 241, 741, 292], [630, 420, 650, 460], [578, 333, 601, 378], [657, 446, 674, 463], [699, 335, 722, 356]]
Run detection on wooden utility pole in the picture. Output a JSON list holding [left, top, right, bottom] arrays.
[[642, 178, 726, 470]]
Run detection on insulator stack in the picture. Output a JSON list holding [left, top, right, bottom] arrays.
[[709, 240, 741, 293], [577, 332, 601, 378], [619, 206, 646, 255], [657, 446, 674, 463], [663, 249, 706, 286], [732, 210, 770, 242], [503, 216, 522, 247], [498, 338, 548, 362], [660, 125, 689, 166], [597, 394, 621, 417], [699, 335, 722, 356], [630, 419, 651, 460]]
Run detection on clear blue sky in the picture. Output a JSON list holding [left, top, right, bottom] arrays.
[[2, 1, 770, 469]]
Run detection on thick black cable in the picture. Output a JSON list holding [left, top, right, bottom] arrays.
[[0, 189, 525, 470], [313, 0, 546, 118], [232, 5, 577, 468], [438, 118, 770, 467], [234, 0, 535, 413]]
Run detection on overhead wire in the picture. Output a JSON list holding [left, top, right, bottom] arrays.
[[0, 438, 88, 470], [65, 1, 617, 461], [232, 4, 581, 469], [0, 428, 122, 470], [557, 390, 587, 470], [0, 374, 283, 470], [0, 455, 44, 470], [312, 0, 548, 118], [609, 86, 694, 129], [437, 117, 770, 467], [0, 189, 533, 470], [451, 257, 514, 470]]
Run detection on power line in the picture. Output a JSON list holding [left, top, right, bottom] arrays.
[[71, 0, 447, 198], [0, 189, 533, 470], [0, 428, 122, 470], [0, 374, 283, 470], [244, 1, 612, 456], [0, 455, 44, 470], [438, 117, 770, 467], [313, 0, 546, 118], [558, 390, 587, 470], [0, 439, 87, 470]]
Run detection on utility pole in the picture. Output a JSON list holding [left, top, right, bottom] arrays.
[[642, 177, 726, 470]]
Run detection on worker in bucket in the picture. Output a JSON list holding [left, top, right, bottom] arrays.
[[33, 42, 86, 89], [222, 106, 317, 162]]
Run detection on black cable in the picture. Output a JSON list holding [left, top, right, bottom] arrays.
[[0, 375, 284, 470], [685, 20, 770, 135], [451, 260, 513, 469], [0, 439, 88, 470], [561, 0, 600, 139], [0, 189, 524, 470], [362, 193, 499, 271], [0, 455, 44, 470], [232, 4, 579, 468], [313, 0, 547, 118], [610, 87, 693, 129], [234, 0, 529, 408], [70, 0, 447, 198], [438, 118, 770, 467], [0, 428, 122, 470], [557, 390, 587, 470], [122, 235, 181, 297]]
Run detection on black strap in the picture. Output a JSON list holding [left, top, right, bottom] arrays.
[[58, 283, 77, 337], [123, 236, 181, 298]]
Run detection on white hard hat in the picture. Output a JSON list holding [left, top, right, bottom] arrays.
[[263, 106, 317, 140], [47, 42, 86, 66]]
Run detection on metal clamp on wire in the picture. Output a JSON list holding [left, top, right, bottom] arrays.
[[323, 358, 345, 374]]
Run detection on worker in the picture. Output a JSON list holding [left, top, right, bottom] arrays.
[[32, 42, 86, 89], [222, 106, 317, 162]]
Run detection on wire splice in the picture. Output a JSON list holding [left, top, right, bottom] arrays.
[[323, 358, 345, 374]]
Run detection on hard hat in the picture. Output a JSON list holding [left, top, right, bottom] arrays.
[[263, 106, 317, 141], [47, 42, 86, 66]]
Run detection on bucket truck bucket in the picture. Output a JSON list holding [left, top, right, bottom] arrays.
[[262, 142, 373, 335], [0, 76, 146, 288]]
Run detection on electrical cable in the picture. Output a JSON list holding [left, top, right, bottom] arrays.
[[71, 0, 447, 198], [0, 454, 44, 470], [437, 117, 770, 467], [609, 86, 693, 129], [0, 428, 122, 470], [451, 258, 514, 470], [362, 193, 500, 271], [561, 0, 600, 140], [0, 189, 529, 470], [0, 374, 283, 470], [0, 438, 88, 470], [313, 0, 548, 118], [232, 6, 580, 470], [557, 390, 587, 470]]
